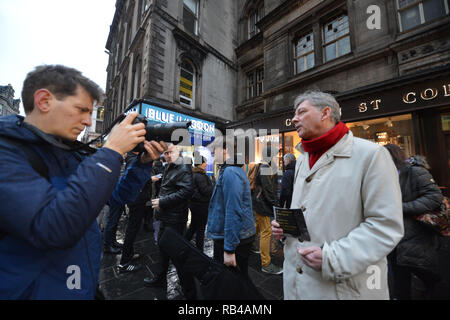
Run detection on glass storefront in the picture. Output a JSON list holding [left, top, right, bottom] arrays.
[[251, 113, 416, 172], [254, 133, 283, 169], [347, 114, 416, 158], [283, 131, 302, 160]]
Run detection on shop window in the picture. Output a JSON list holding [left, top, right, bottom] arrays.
[[294, 32, 315, 74], [180, 59, 196, 108], [397, 0, 449, 32], [323, 15, 351, 62], [255, 134, 282, 169], [442, 113, 450, 131], [283, 131, 302, 160], [97, 107, 104, 121], [248, 5, 264, 39], [246, 67, 264, 100], [183, 0, 199, 35], [346, 114, 416, 158]]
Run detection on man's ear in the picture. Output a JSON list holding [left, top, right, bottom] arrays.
[[321, 106, 332, 121], [33, 89, 53, 113]]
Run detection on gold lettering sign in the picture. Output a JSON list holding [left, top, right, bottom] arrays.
[[420, 88, 438, 100], [285, 119, 292, 127], [443, 84, 450, 97], [403, 92, 416, 104], [371, 99, 381, 110], [359, 103, 368, 113]]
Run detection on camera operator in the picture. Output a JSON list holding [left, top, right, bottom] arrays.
[[0, 65, 166, 299]]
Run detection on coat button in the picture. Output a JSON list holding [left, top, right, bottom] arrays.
[[296, 266, 303, 274]]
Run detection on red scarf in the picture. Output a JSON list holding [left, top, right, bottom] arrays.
[[302, 121, 349, 169]]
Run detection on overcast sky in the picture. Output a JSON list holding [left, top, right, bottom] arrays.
[[0, 0, 116, 115]]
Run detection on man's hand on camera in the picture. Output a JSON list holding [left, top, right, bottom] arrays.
[[104, 112, 146, 156], [140, 141, 167, 163]]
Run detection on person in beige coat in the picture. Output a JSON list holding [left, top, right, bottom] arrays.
[[272, 91, 404, 300]]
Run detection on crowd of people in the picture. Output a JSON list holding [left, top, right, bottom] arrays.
[[0, 65, 448, 300]]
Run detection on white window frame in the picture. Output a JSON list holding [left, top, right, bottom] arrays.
[[246, 66, 264, 100], [183, 0, 199, 36], [248, 5, 264, 40], [323, 15, 351, 63], [180, 60, 196, 109], [294, 31, 315, 74], [397, 0, 450, 32]]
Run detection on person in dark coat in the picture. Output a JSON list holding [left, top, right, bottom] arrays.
[[117, 152, 155, 273], [279, 153, 296, 208], [248, 145, 282, 275], [151, 159, 165, 243], [385, 144, 443, 300], [143, 144, 196, 299], [185, 152, 214, 251]]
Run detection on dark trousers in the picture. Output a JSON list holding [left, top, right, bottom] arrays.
[[185, 202, 208, 251], [103, 204, 124, 247], [120, 204, 148, 264], [388, 251, 439, 300], [213, 238, 253, 279], [156, 222, 196, 299]]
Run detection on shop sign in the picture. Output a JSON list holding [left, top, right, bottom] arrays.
[[139, 102, 215, 146], [339, 78, 450, 121]]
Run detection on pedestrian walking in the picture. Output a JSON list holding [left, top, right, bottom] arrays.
[[279, 153, 296, 208], [103, 155, 127, 254], [151, 159, 165, 244], [248, 144, 282, 275], [272, 90, 404, 300], [185, 152, 214, 251], [207, 135, 256, 279], [117, 153, 154, 273], [384, 144, 444, 299], [143, 144, 196, 299]]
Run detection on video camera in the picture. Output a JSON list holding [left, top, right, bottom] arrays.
[[131, 114, 191, 153], [84, 99, 192, 153]]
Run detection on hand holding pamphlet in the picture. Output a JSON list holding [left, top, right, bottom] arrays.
[[273, 207, 311, 242]]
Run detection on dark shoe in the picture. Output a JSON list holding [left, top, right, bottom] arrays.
[[131, 253, 141, 261], [112, 241, 123, 249], [103, 245, 121, 254], [118, 262, 142, 274], [144, 275, 166, 287]]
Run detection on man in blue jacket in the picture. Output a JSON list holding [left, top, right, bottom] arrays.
[[0, 65, 166, 299]]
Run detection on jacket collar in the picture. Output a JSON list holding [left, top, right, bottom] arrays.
[[296, 131, 353, 158], [295, 131, 354, 178]]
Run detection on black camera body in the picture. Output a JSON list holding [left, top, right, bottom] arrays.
[[131, 114, 191, 153]]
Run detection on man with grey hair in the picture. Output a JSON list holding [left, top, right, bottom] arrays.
[[280, 153, 296, 208], [272, 90, 404, 299]]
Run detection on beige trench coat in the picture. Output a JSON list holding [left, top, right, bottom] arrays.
[[284, 131, 404, 300]]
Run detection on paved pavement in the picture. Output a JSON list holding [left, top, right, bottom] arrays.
[[98, 213, 284, 300]]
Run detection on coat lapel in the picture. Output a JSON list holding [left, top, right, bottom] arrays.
[[295, 132, 354, 182]]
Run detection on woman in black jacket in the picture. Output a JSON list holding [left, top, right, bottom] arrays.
[[385, 144, 443, 299], [185, 153, 213, 251]]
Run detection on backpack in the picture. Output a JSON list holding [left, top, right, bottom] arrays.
[[0, 136, 49, 240]]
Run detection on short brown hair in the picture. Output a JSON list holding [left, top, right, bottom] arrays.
[[21, 65, 104, 114]]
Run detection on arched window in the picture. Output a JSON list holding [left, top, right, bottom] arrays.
[[179, 59, 196, 108]]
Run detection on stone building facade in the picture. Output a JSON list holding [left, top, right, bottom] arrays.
[[104, 0, 238, 129], [0, 84, 20, 116], [104, 0, 450, 193], [232, 0, 450, 196]]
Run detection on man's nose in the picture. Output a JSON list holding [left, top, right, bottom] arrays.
[[83, 115, 92, 127]]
